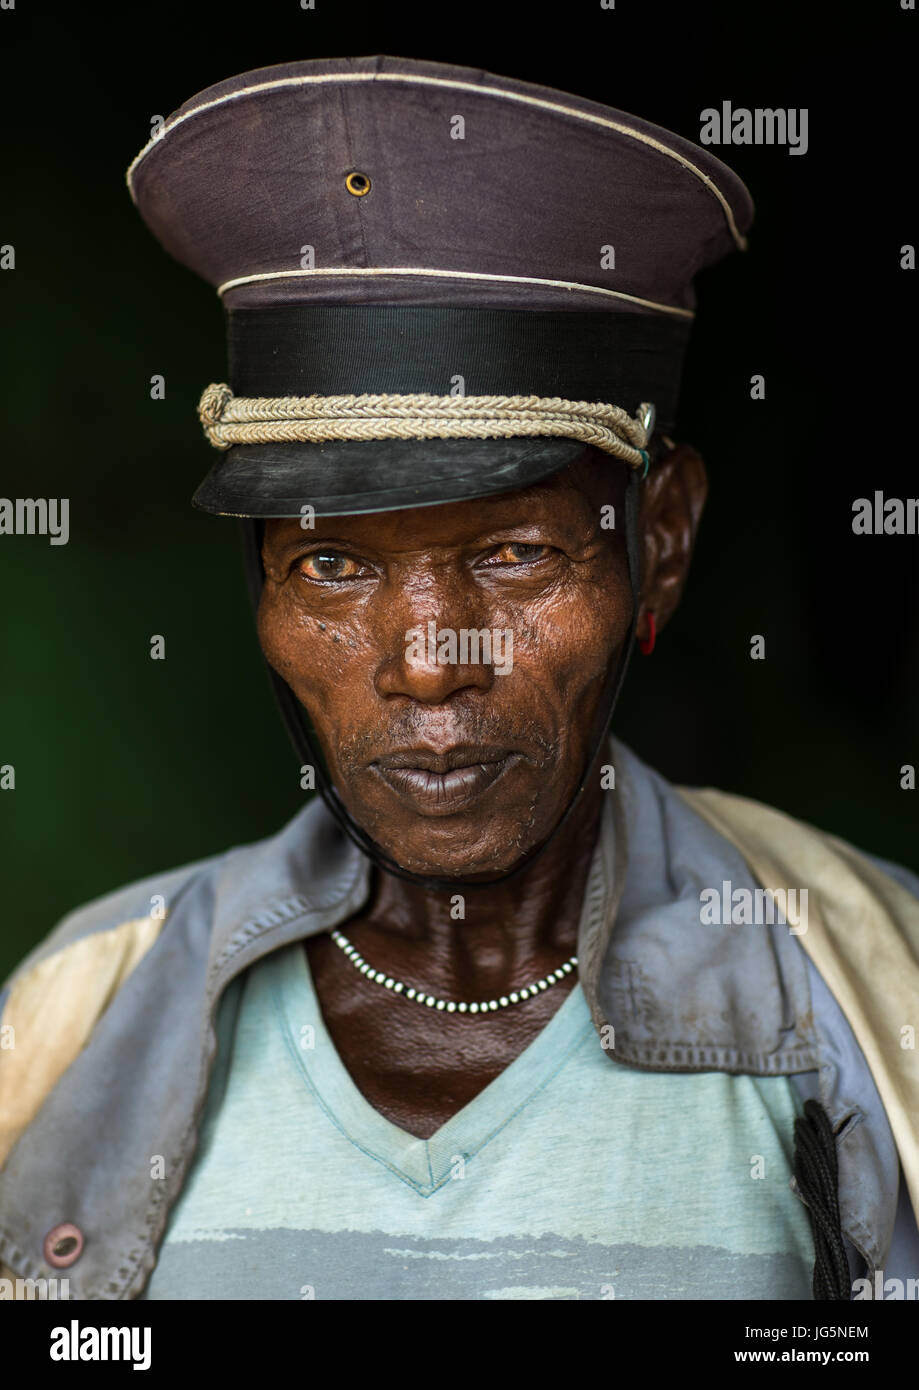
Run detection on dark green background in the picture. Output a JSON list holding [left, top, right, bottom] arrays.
[[1, 0, 916, 980]]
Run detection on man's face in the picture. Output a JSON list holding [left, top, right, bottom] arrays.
[[257, 450, 631, 879]]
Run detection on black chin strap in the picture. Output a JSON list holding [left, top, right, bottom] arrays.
[[240, 468, 643, 892]]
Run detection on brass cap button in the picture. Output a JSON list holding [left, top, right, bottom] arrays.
[[345, 171, 371, 196]]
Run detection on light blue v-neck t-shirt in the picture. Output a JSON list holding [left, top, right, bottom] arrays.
[[141, 940, 814, 1300]]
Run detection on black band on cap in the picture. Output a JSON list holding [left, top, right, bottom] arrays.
[[227, 306, 689, 432]]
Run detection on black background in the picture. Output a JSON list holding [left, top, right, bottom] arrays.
[[1, 0, 916, 976]]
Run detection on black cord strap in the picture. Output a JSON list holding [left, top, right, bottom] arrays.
[[793, 1099, 852, 1301]]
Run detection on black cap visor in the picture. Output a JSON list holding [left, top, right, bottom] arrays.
[[191, 434, 591, 517]]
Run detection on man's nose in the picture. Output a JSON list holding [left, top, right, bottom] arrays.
[[374, 583, 498, 705]]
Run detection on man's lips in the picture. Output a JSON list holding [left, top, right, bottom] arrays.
[[371, 745, 519, 814]]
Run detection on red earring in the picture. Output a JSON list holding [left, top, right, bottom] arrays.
[[638, 611, 656, 656]]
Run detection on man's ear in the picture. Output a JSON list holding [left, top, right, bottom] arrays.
[[637, 441, 708, 640]]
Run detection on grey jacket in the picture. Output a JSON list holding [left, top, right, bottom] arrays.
[[1, 738, 917, 1299]]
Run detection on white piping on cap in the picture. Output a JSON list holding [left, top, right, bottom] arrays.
[[215, 265, 695, 318]]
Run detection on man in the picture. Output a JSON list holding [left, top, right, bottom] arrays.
[[1, 55, 917, 1302]]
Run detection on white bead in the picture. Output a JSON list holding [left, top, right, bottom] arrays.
[[384, 977, 394, 989], [470, 1003, 479, 1014], [458, 1002, 467, 1012], [489, 1001, 499, 1010], [447, 1001, 456, 1012], [425, 996, 436, 1007], [394, 982, 404, 993], [499, 996, 509, 1007], [537, 980, 548, 990], [509, 992, 519, 1003], [406, 988, 416, 999], [436, 999, 446, 1010], [519, 988, 530, 999], [360, 963, 370, 974]]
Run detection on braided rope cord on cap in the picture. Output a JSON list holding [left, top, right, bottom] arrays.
[[198, 384, 653, 470]]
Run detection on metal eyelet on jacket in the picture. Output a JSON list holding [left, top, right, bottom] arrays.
[[44, 1222, 84, 1267]]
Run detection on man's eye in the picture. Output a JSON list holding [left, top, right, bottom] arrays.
[[298, 551, 363, 580], [488, 542, 549, 565]]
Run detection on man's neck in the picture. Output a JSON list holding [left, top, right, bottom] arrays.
[[347, 777, 605, 988]]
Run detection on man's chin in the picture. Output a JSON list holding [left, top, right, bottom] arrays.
[[375, 843, 536, 882], [333, 761, 567, 879], [348, 803, 544, 881]]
